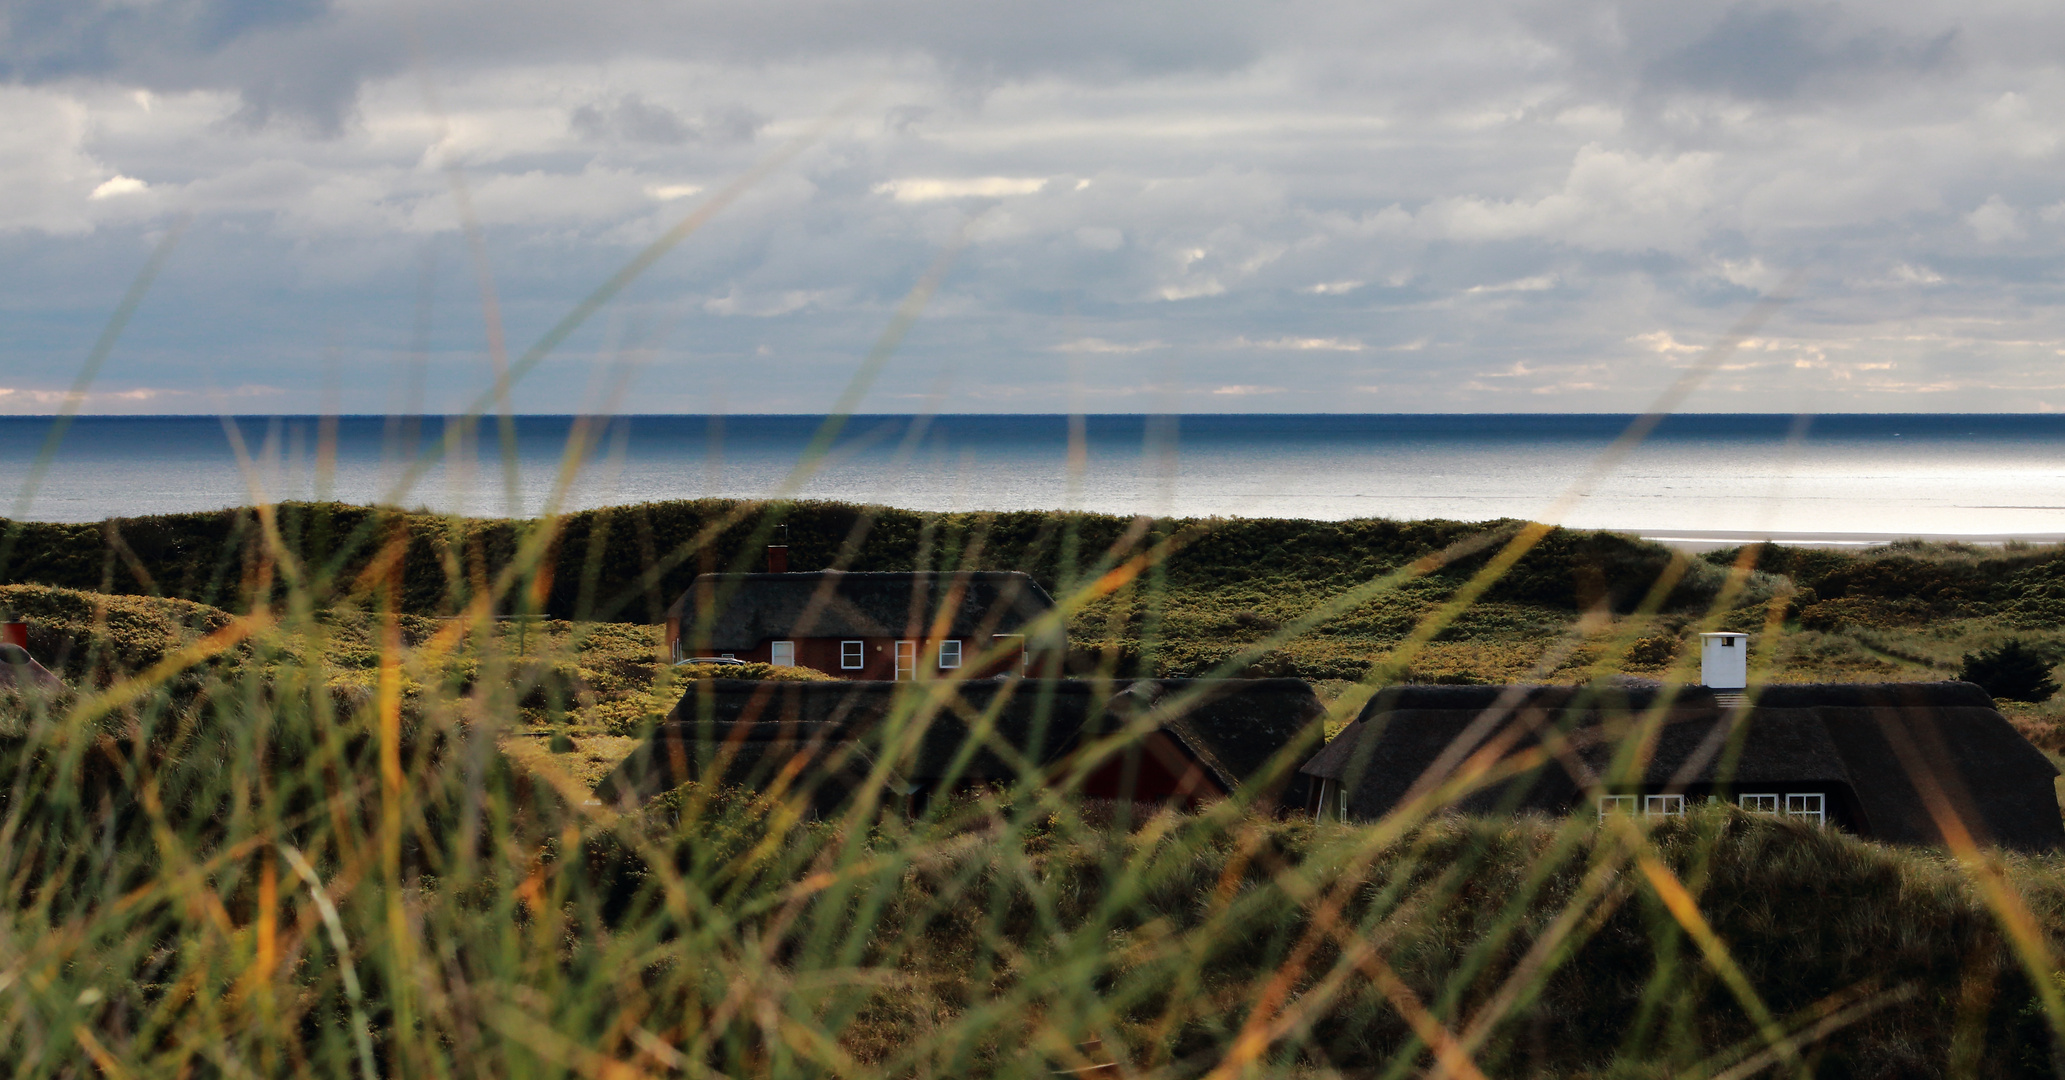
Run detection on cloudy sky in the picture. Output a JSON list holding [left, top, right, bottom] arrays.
[[4, 0, 2065, 414]]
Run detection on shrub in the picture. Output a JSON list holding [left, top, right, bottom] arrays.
[[1958, 639, 2061, 702], [670, 660, 836, 682], [1624, 634, 1677, 667]]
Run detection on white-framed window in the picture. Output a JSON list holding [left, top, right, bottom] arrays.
[[1598, 795, 1637, 818], [1644, 794, 1686, 818], [841, 640, 865, 670], [671, 637, 684, 663], [770, 640, 795, 668], [1785, 793, 1825, 826], [894, 640, 916, 680], [1738, 794, 1780, 813], [937, 639, 962, 669]]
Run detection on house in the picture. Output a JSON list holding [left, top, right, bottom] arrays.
[[594, 677, 1326, 814], [663, 569, 1058, 679], [1299, 681, 2065, 850]]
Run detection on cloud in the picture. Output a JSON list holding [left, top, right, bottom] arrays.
[[1209, 384, 1284, 395], [571, 95, 694, 144], [1466, 274, 1557, 294], [704, 289, 836, 317], [874, 177, 1050, 201], [1967, 196, 2024, 243], [1645, 5, 1956, 101], [1631, 331, 1703, 355], [1053, 338, 1165, 353], [1232, 336, 1365, 351], [1422, 144, 1718, 253], [1156, 279, 1224, 301], [570, 96, 767, 145], [89, 175, 147, 199], [0, 383, 282, 414], [0, 0, 330, 83], [4, 0, 2065, 414]]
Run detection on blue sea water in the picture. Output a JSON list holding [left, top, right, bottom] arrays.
[[2, 414, 2063, 540]]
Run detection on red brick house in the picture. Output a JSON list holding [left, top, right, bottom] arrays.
[[663, 570, 1057, 679]]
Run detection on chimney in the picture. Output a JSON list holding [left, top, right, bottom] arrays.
[[1700, 632, 1748, 690], [766, 545, 789, 573], [0, 613, 25, 651]]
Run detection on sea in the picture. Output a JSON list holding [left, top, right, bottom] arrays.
[[4, 414, 2064, 545]]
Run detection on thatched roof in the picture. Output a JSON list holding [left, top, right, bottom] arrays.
[[1150, 678, 1326, 805], [1302, 682, 2064, 850], [665, 571, 1056, 651], [0, 645, 63, 694], [596, 677, 1325, 810]]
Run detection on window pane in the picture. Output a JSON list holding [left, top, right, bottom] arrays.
[[841, 640, 864, 669], [1598, 795, 1637, 818], [1738, 794, 1779, 813], [1785, 793, 1825, 824], [939, 639, 962, 669], [770, 641, 795, 667], [1644, 794, 1684, 817]]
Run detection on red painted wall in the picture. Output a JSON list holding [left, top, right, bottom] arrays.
[[1077, 731, 1227, 809]]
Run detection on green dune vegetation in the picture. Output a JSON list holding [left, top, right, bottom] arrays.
[[9, 500, 2065, 1074], [7, 500, 2065, 741]]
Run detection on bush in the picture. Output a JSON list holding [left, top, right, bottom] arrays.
[[1958, 639, 2061, 702], [670, 660, 836, 682]]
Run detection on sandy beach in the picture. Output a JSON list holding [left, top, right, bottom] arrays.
[[1640, 529, 2065, 552]]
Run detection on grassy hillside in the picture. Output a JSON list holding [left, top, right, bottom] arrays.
[[12, 510, 2065, 745], [0, 500, 1768, 624]]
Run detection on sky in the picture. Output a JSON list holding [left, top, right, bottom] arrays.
[[3, 0, 2065, 414]]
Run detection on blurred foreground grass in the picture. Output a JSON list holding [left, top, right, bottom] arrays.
[[7, 505, 2065, 1074]]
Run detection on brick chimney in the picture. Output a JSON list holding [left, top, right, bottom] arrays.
[[0, 614, 25, 651], [766, 544, 789, 573]]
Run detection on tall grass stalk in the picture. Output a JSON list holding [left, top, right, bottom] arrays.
[[10, 170, 2065, 1078]]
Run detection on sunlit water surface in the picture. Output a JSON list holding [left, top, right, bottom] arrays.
[[3, 415, 2062, 539]]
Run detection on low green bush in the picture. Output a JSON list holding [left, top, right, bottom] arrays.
[[1959, 639, 2062, 702]]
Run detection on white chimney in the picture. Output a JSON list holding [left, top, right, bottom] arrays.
[[1700, 632, 1748, 689]]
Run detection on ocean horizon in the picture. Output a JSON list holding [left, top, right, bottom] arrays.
[[3, 413, 2063, 541]]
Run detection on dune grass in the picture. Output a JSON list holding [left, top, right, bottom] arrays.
[[4, 498, 2065, 1076]]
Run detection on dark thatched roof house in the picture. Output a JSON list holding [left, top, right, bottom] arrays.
[[665, 571, 1058, 680], [595, 678, 1326, 815], [1300, 682, 2064, 850]]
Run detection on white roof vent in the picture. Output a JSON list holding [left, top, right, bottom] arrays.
[[1700, 633, 1748, 690]]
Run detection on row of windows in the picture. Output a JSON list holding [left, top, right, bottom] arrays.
[[1599, 793, 1825, 825], [765, 639, 962, 672]]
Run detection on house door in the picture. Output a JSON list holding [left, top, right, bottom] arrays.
[[894, 640, 916, 680]]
